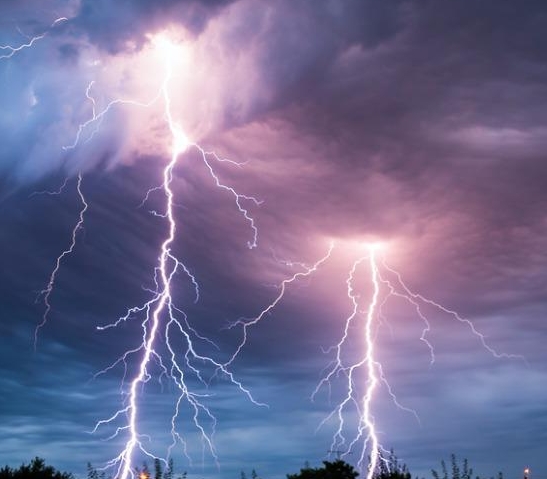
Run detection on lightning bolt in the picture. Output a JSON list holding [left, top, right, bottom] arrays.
[[360, 248, 381, 479], [312, 243, 523, 479], [35, 172, 88, 348], [0, 17, 67, 60], [15, 27, 268, 476], [311, 246, 384, 479], [69, 35, 264, 479]]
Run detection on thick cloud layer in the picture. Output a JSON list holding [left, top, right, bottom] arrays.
[[1, 1, 547, 479]]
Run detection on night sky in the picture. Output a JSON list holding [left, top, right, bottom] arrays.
[[1, 1, 547, 479]]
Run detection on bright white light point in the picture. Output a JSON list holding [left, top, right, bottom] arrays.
[[149, 32, 193, 155], [172, 123, 190, 155], [149, 33, 191, 73], [152, 34, 178, 59], [366, 242, 387, 253]]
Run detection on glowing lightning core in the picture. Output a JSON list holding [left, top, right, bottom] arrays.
[[360, 248, 381, 479], [116, 83, 183, 479]]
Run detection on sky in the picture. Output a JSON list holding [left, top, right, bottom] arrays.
[[1, 1, 546, 479]]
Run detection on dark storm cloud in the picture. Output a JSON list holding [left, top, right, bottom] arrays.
[[260, 0, 547, 175], [68, 0, 407, 130], [71, 0, 403, 53], [218, 0, 547, 307], [200, 0, 547, 245], [72, 0, 236, 52], [0, 0, 71, 31], [1, 1, 547, 479]]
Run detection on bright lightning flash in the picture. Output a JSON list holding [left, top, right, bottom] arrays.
[[90, 35, 264, 479], [313, 242, 522, 478], [312, 244, 384, 479], [34, 33, 262, 478]]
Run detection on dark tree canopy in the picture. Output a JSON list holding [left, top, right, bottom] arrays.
[[287, 460, 359, 479], [0, 458, 73, 479]]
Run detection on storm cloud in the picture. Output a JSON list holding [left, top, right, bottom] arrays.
[[1, 2, 546, 479]]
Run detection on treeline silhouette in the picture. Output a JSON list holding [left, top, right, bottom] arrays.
[[0, 452, 504, 479], [0, 457, 73, 479]]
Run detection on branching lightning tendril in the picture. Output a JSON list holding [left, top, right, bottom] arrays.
[[0, 17, 67, 60], [35, 172, 87, 349], [224, 243, 335, 368]]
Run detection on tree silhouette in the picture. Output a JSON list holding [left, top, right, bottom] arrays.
[[241, 469, 262, 479], [287, 459, 359, 479], [432, 454, 503, 479], [0, 458, 73, 479]]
